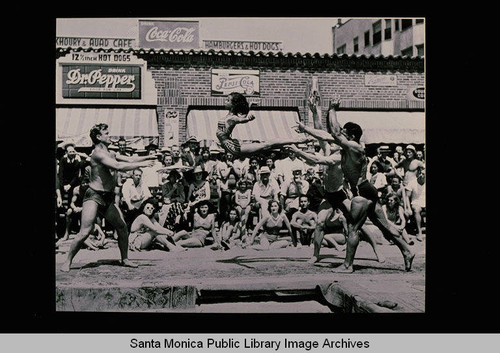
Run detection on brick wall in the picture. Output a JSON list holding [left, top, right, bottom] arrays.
[[151, 62, 424, 147]]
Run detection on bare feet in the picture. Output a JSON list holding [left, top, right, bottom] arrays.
[[331, 263, 354, 273], [404, 252, 415, 272], [307, 256, 319, 264], [60, 261, 71, 272], [120, 259, 138, 268]]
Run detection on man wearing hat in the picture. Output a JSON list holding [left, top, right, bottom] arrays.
[[252, 166, 280, 220], [181, 136, 200, 167], [394, 144, 425, 186], [280, 166, 310, 218]]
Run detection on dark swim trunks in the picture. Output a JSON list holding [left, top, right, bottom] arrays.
[[323, 189, 348, 210], [356, 180, 379, 203], [83, 187, 115, 215]]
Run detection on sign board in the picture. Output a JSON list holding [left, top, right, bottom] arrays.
[[211, 69, 260, 96], [202, 40, 283, 52], [62, 64, 141, 99], [138, 20, 199, 49], [55, 37, 135, 49], [408, 86, 425, 100], [364, 74, 397, 86]]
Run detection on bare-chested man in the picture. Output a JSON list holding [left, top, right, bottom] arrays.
[[296, 99, 414, 273], [60, 123, 157, 272], [290, 96, 385, 264]]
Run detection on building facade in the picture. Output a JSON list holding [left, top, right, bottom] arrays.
[[55, 19, 425, 153], [332, 18, 425, 57]]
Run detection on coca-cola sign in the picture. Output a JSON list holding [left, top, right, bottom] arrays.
[[139, 20, 199, 49], [62, 64, 141, 99]]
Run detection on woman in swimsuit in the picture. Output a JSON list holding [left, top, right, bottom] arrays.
[[128, 199, 184, 252], [172, 200, 219, 248], [247, 199, 293, 250], [216, 92, 310, 156]]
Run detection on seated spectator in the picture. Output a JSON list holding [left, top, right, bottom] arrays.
[[186, 166, 211, 210], [290, 195, 317, 246], [322, 208, 348, 251], [280, 166, 310, 219], [382, 192, 414, 245], [245, 199, 294, 250], [195, 147, 212, 172], [121, 168, 153, 229], [219, 207, 245, 248], [172, 200, 220, 248], [128, 199, 184, 252]]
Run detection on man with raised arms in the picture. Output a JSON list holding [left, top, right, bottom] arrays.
[[289, 97, 385, 264], [296, 98, 414, 273], [60, 123, 157, 272]]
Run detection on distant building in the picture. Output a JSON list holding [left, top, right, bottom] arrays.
[[332, 18, 424, 57]]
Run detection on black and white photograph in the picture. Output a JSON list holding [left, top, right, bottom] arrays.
[[52, 17, 427, 316], [2, 13, 499, 351]]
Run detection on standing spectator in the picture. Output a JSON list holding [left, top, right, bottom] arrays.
[[394, 144, 425, 186], [58, 142, 83, 207], [252, 166, 280, 220], [181, 136, 200, 167], [368, 160, 388, 197], [416, 149, 425, 162], [232, 154, 249, 180], [141, 146, 163, 190], [243, 156, 260, 183], [121, 168, 153, 229], [367, 145, 395, 177], [196, 147, 212, 172], [276, 148, 306, 184], [158, 169, 187, 231], [170, 144, 189, 167], [406, 169, 426, 242], [280, 166, 310, 219], [264, 157, 280, 186], [117, 138, 132, 157], [234, 179, 252, 228]]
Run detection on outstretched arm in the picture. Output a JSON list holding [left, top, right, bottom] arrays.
[[288, 144, 340, 166], [95, 150, 155, 172], [116, 153, 159, 163], [229, 113, 256, 125], [295, 121, 336, 143], [307, 95, 329, 154]]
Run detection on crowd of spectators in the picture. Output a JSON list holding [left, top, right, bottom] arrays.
[[55, 136, 426, 252]]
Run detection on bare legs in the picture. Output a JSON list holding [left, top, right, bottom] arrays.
[[60, 201, 137, 272], [332, 196, 414, 273], [239, 137, 311, 155]]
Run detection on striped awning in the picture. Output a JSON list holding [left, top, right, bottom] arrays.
[[337, 111, 425, 144], [187, 109, 303, 143], [56, 107, 159, 147]]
